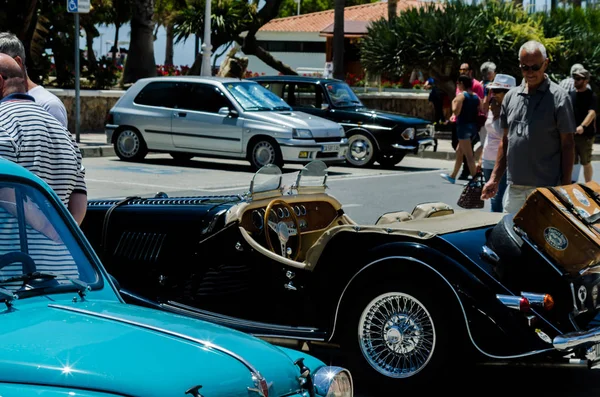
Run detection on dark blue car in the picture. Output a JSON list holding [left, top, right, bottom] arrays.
[[249, 75, 437, 168]]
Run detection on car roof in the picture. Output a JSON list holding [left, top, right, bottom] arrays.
[[248, 75, 345, 84], [135, 76, 253, 85]]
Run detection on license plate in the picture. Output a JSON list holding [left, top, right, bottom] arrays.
[[322, 144, 340, 153]]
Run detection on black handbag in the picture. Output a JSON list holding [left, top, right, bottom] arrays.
[[457, 171, 485, 209]]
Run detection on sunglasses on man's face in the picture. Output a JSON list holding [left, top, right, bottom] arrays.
[[519, 63, 543, 72], [573, 76, 585, 81]]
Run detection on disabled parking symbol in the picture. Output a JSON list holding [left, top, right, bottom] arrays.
[[68, 0, 78, 12]]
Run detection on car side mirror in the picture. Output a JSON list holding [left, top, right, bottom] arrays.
[[219, 107, 238, 118], [321, 103, 330, 111]]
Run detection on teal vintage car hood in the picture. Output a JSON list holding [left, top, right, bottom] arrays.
[[0, 299, 304, 397]]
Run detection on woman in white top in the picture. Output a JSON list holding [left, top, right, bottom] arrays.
[[481, 74, 516, 212]]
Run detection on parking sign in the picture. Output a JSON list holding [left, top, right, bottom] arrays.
[[67, 0, 90, 13]]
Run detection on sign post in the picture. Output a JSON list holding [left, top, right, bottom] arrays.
[[67, 0, 90, 143]]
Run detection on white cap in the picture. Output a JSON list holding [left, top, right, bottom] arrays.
[[487, 73, 517, 90]]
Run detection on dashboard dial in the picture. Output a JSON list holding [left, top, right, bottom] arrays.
[[252, 210, 264, 230]]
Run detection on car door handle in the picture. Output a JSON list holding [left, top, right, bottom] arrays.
[[174, 112, 187, 118]]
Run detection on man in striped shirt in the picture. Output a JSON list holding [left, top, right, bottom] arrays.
[[0, 53, 87, 224]]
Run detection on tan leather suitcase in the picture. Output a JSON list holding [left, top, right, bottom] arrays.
[[513, 182, 600, 275]]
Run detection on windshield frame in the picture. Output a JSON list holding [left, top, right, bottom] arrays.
[[322, 81, 364, 108], [223, 81, 293, 112], [0, 176, 106, 299]]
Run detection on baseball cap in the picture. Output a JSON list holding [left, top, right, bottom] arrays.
[[486, 73, 517, 90], [570, 63, 584, 74], [572, 64, 591, 80]]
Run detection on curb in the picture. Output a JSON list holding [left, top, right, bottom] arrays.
[[81, 146, 115, 158]]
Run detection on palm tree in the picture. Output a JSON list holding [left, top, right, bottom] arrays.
[[388, 0, 397, 22], [154, 0, 187, 66], [123, 0, 158, 83], [332, 0, 345, 79]]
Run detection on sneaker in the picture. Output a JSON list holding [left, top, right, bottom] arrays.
[[440, 173, 456, 184]]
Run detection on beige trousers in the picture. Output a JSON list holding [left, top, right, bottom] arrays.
[[503, 184, 536, 214]]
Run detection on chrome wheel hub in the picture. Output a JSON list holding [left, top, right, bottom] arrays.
[[117, 130, 139, 158], [358, 292, 435, 378], [347, 135, 373, 165], [254, 142, 275, 166]]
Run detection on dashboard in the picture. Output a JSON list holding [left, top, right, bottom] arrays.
[[240, 200, 338, 234]]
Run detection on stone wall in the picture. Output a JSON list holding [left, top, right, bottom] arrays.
[[50, 89, 435, 134]]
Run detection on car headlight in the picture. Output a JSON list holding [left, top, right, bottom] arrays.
[[401, 127, 415, 140], [293, 128, 313, 139], [314, 366, 353, 397], [338, 126, 345, 136]]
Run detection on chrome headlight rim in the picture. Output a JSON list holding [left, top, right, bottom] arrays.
[[401, 127, 415, 140], [313, 366, 353, 397]]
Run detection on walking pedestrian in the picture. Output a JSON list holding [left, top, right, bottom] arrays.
[[481, 40, 576, 214], [481, 73, 516, 212], [569, 65, 597, 183], [451, 62, 484, 180], [441, 74, 480, 184]]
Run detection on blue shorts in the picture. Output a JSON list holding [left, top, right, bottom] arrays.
[[456, 123, 478, 141]]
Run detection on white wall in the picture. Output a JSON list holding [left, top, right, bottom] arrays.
[[241, 31, 326, 76]]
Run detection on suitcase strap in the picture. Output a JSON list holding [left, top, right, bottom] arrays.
[[548, 186, 600, 229]]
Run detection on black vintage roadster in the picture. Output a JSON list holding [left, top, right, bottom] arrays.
[[80, 160, 600, 389]]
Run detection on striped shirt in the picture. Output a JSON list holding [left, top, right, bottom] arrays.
[[0, 94, 86, 206]]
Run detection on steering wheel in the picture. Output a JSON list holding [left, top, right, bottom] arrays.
[[263, 199, 301, 261], [0, 252, 36, 273], [0, 252, 36, 289]]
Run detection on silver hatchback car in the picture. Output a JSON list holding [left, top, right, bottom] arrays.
[[105, 76, 349, 170]]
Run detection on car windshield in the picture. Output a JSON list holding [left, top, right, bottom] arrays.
[[324, 82, 363, 107], [0, 182, 98, 294], [224, 82, 292, 111]]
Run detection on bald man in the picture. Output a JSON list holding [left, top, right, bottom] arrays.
[[0, 54, 87, 224]]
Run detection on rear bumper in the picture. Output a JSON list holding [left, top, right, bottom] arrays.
[[105, 125, 118, 144], [554, 326, 600, 351]]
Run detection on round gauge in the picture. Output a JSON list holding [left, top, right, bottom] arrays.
[[300, 205, 307, 216], [277, 208, 285, 218], [283, 207, 290, 218], [294, 205, 301, 216], [269, 209, 278, 222], [252, 210, 264, 230]]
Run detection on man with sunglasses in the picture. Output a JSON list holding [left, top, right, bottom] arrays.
[[481, 40, 576, 214], [569, 66, 597, 183]]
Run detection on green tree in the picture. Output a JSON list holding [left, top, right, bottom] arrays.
[[360, 0, 560, 96], [174, 0, 256, 74], [540, 7, 600, 88], [154, 0, 187, 66]]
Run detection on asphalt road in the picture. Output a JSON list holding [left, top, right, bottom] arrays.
[[81, 154, 600, 396]]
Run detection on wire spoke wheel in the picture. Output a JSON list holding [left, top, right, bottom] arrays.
[[358, 292, 436, 378]]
